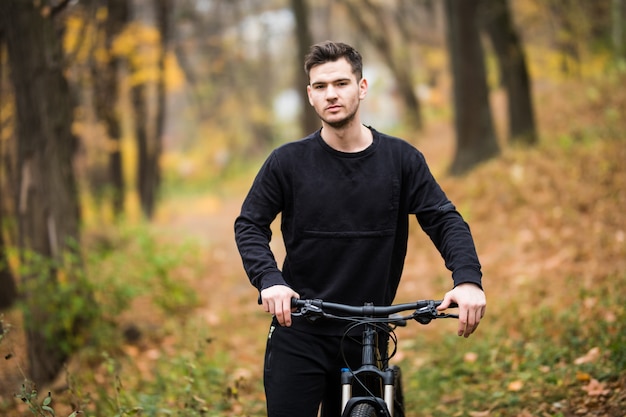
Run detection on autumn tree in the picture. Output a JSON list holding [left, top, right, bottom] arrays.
[[0, 0, 93, 385], [0, 203, 17, 310], [131, 0, 172, 220], [0, 32, 18, 310], [172, 0, 279, 161], [291, 0, 320, 136], [339, 0, 424, 131], [444, 0, 499, 175], [614, 0, 625, 59], [481, 0, 537, 146], [91, 0, 129, 218]]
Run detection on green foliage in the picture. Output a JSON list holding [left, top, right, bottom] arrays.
[[400, 272, 626, 416], [64, 320, 250, 417], [85, 221, 201, 313], [0, 222, 206, 414], [17, 245, 98, 356], [10, 222, 201, 360], [14, 382, 79, 417], [74, 224, 232, 415]]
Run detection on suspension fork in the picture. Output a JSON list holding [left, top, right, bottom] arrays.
[[341, 320, 395, 416]]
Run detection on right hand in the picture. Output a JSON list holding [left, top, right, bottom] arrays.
[[260, 285, 300, 327]]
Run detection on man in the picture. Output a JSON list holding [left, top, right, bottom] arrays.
[[234, 41, 486, 417]]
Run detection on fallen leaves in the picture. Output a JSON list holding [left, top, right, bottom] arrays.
[[581, 379, 611, 397], [507, 380, 524, 392], [574, 347, 602, 365]]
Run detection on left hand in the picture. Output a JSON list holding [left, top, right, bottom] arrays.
[[437, 283, 486, 338]]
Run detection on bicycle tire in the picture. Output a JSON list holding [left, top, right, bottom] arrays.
[[391, 365, 405, 417], [349, 403, 378, 417]]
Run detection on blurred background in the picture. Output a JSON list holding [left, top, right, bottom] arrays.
[[0, 1, 625, 416]]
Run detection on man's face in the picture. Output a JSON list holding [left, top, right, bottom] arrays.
[[307, 57, 368, 129]]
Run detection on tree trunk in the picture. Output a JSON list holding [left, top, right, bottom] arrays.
[[290, 0, 320, 136], [0, 39, 18, 311], [105, 0, 128, 216], [92, 0, 129, 218], [0, 0, 87, 385], [613, 0, 625, 59], [481, 0, 537, 145], [132, 83, 154, 218], [0, 223, 18, 310], [445, 0, 499, 175], [133, 0, 170, 220], [151, 0, 170, 207]]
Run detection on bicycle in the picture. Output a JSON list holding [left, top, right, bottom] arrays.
[[291, 297, 459, 417]]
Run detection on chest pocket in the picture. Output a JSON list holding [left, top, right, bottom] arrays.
[[295, 173, 400, 238]]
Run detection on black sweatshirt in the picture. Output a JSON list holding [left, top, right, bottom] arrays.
[[234, 127, 482, 334]]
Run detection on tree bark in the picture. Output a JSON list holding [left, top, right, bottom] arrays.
[[92, 0, 129, 217], [445, 0, 499, 175], [132, 82, 153, 218], [0, 0, 87, 385], [0, 37, 18, 311], [105, 0, 128, 216], [0, 221, 18, 310], [133, 0, 170, 220], [481, 0, 537, 145], [290, 0, 320, 136], [613, 0, 625, 59]]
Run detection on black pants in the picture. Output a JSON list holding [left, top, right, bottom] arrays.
[[263, 320, 384, 417]]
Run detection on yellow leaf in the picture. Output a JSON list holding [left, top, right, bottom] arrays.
[[576, 371, 591, 381]]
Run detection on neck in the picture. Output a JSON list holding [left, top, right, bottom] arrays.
[[320, 122, 372, 153]]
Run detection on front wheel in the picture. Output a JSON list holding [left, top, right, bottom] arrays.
[[349, 403, 377, 417], [392, 365, 405, 417]]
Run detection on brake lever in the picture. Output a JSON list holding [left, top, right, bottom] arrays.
[[291, 299, 323, 319], [412, 301, 459, 324], [436, 312, 459, 319]]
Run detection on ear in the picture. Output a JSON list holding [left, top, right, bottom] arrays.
[[306, 84, 314, 106], [359, 78, 368, 100]]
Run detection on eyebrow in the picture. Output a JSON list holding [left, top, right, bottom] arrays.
[[310, 77, 352, 87]]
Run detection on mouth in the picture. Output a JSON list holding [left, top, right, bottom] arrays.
[[326, 104, 342, 112]]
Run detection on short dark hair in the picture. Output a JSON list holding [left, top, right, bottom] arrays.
[[304, 41, 363, 81]]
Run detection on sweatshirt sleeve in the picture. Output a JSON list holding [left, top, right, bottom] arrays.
[[407, 151, 483, 289], [234, 153, 289, 298]]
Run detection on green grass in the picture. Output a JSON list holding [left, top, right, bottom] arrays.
[[399, 272, 626, 417]]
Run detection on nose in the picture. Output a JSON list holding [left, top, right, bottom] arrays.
[[325, 85, 338, 100]]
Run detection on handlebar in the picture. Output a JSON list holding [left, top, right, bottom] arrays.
[[291, 298, 459, 324]]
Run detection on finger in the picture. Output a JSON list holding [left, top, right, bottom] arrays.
[[458, 308, 468, 337], [465, 308, 483, 337], [291, 292, 301, 312], [274, 302, 286, 326], [437, 293, 452, 311], [473, 307, 485, 332], [282, 297, 292, 327]]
